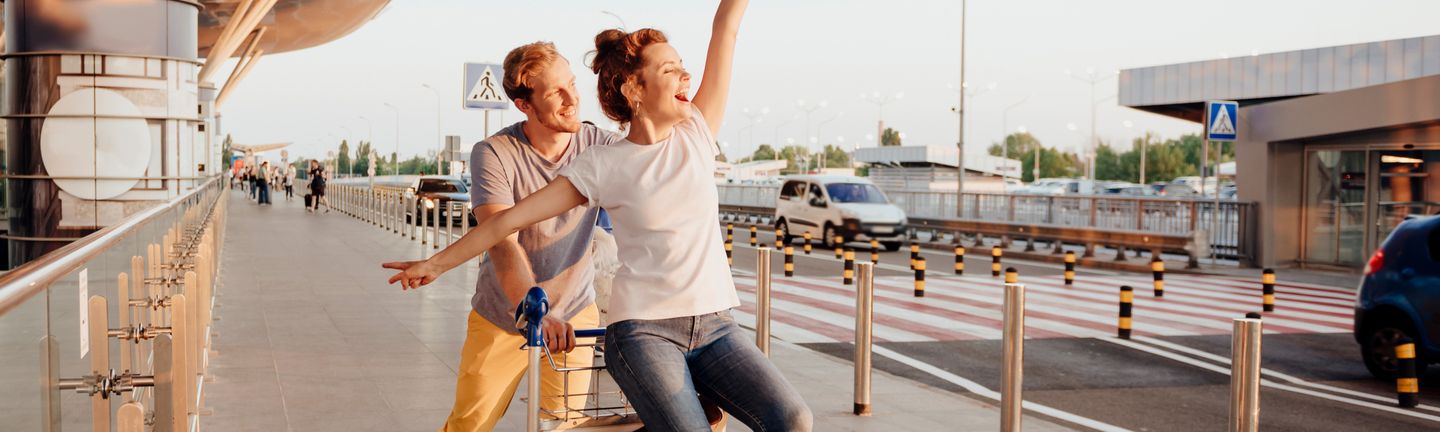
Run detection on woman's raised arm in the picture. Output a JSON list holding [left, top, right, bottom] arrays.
[[691, 0, 749, 136]]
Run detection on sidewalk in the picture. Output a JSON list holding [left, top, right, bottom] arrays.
[[205, 191, 1075, 431]]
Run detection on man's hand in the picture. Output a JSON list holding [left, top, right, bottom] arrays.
[[383, 260, 441, 290], [542, 315, 576, 353]]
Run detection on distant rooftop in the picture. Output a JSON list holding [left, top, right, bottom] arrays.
[[853, 145, 1021, 178], [1119, 34, 1440, 122]]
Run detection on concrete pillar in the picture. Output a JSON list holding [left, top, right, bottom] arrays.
[[4, 0, 202, 267]]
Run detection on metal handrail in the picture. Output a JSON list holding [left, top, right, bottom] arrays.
[[0, 177, 222, 316]]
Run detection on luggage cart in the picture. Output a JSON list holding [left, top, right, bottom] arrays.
[[517, 287, 644, 432]]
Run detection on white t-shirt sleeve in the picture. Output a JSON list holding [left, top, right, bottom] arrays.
[[557, 149, 604, 208]]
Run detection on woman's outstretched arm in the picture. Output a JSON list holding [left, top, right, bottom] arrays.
[[691, 0, 749, 136], [384, 177, 588, 289]]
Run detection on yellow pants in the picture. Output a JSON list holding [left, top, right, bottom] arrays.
[[441, 305, 599, 432]]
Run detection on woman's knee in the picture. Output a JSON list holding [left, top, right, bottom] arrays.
[[765, 399, 812, 432]]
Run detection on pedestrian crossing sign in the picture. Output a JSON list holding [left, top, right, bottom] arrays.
[[1205, 101, 1238, 141], [463, 62, 508, 110]]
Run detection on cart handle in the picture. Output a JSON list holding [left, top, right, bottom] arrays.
[[515, 287, 548, 347], [575, 328, 606, 338]]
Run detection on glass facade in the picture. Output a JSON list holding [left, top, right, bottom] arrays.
[[1303, 148, 1440, 266]]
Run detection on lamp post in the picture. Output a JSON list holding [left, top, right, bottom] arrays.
[[861, 91, 903, 148], [1066, 67, 1117, 180], [956, 0, 966, 210], [796, 99, 827, 153], [999, 95, 1029, 181], [816, 112, 844, 170], [772, 113, 799, 159], [420, 83, 443, 174], [383, 102, 401, 176], [741, 107, 768, 157]]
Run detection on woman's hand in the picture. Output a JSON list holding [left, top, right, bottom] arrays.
[[383, 260, 442, 290]]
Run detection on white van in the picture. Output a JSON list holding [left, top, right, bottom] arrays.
[[775, 176, 908, 251]]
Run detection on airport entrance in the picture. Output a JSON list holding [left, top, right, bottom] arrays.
[[1303, 147, 1440, 267]]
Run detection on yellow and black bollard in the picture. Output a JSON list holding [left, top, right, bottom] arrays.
[[954, 245, 965, 275], [1064, 251, 1076, 286], [784, 246, 795, 277], [991, 246, 1003, 277], [870, 239, 880, 264], [727, 223, 734, 243], [776, 228, 785, 250], [914, 258, 927, 297], [1397, 337, 1420, 408], [1118, 286, 1133, 339], [835, 236, 844, 259], [1004, 267, 1018, 284], [1262, 268, 1276, 312], [843, 249, 856, 285], [725, 241, 734, 266], [1151, 257, 1165, 297], [803, 232, 812, 255], [910, 243, 921, 270], [750, 226, 758, 247]]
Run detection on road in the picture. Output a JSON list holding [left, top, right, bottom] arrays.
[[726, 228, 1440, 431]]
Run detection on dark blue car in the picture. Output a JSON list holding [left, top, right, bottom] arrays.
[[1355, 215, 1440, 379]]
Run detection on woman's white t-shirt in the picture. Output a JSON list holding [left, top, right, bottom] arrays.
[[558, 106, 741, 323]]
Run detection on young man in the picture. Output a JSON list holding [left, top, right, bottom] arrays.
[[443, 41, 621, 431]]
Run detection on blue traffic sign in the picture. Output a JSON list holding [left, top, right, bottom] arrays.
[[463, 62, 508, 110], [1205, 100, 1238, 141]]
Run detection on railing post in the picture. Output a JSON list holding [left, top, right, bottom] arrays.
[[1230, 316, 1263, 432], [756, 247, 771, 356], [1001, 280, 1026, 432], [854, 262, 874, 416], [432, 200, 441, 249]]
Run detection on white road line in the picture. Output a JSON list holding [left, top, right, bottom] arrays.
[[763, 278, 1002, 340], [733, 287, 934, 342], [870, 344, 1132, 432], [728, 308, 832, 344]]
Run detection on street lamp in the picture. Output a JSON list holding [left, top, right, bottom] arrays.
[[816, 112, 844, 170], [741, 107, 768, 157], [420, 83, 443, 174], [600, 10, 627, 29], [999, 95, 1029, 180], [796, 99, 827, 153], [772, 113, 799, 158], [383, 102, 400, 176], [860, 91, 903, 147], [1066, 67, 1118, 180]]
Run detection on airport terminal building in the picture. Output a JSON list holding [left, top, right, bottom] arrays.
[[1120, 34, 1440, 270]]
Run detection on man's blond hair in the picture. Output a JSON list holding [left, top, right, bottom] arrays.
[[502, 41, 564, 102]]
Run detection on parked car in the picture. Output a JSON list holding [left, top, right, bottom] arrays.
[[1355, 215, 1440, 379], [1105, 184, 1154, 196], [774, 175, 907, 250], [406, 176, 474, 225], [1171, 176, 1219, 196], [1150, 182, 1198, 198], [1024, 178, 1096, 195]]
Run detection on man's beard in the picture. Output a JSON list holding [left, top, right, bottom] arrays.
[[537, 113, 581, 134]]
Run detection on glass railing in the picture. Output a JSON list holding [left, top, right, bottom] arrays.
[[0, 177, 225, 431]]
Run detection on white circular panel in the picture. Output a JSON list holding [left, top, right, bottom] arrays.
[[39, 89, 152, 200]]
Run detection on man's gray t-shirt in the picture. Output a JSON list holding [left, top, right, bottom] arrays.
[[469, 121, 621, 332]]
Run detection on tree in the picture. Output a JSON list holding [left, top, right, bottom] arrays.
[[779, 145, 810, 173], [750, 144, 777, 161], [221, 134, 234, 170], [881, 127, 903, 146], [337, 140, 351, 177], [353, 140, 373, 176], [986, 132, 1079, 182], [820, 144, 850, 169]]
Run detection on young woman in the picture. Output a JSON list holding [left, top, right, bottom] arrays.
[[384, 1, 811, 430], [307, 160, 329, 213]]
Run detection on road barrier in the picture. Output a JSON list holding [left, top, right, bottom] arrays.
[[775, 228, 785, 250], [1064, 251, 1076, 286], [1230, 315, 1263, 432], [756, 248, 772, 356], [1118, 286, 1134, 339], [992, 246, 1003, 277], [870, 239, 880, 264], [1397, 337, 1419, 408], [784, 246, 795, 277], [1261, 269, 1276, 312], [954, 245, 965, 275], [910, 243, 920, 270], [1001, 279, 1026, 432], [1152, 257, 1166, 297], [834, 236, 844, 259], [750, 226, 757, 247], [854, 262, 875, 416], [803, 232, 812, 254], [1004, 267, 1019, 284], [843, 249, 855, 285], [914, 258, 926, 297]]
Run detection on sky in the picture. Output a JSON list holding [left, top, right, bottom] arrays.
[[218, 0, 1440, 164]]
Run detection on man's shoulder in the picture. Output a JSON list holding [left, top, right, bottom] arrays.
[[473, 122, 528, 153], [579, 123, 623, 148]]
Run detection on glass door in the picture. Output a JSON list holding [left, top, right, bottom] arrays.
[[1372, 150, 1440, 244], [1303, 150, 1369, 266]]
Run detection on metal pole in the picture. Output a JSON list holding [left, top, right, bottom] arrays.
[[432, 201, 440, 249], [854, 262, 875, 416], [756, 247, 772, 356], [1230, 317, 1262, 432], [1001, 282, 1025, 432], [955, 0, 966, 214], [527, 346, 541, 432]]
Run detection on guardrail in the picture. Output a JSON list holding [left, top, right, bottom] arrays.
[[716, 184, 1257, 267], [0, 177, 226, 431]]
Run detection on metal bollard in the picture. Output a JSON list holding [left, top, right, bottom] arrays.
[[420, 199, 429, 244], [914, 258, 926, 297], [1064, 251, 1076, 286], [843, 249, 855, 285], [756, 248, 772, 356], [834, 235, 844, 259], [954, 244, 965, 275], [432, 201, 440, 250], [775, 228, 785, 250], [910, 243, 920, 270], [1001, 280, 1026, 432], [854, 262, 875, 416], [750, 226, 757, 247], [1261, 268, 1275, 312], [1118, 286, 1133, 339], [1152, 257, 1165, 297], [870, 239, 880, 264], [1397, 337, 1420, 408], [803, 232, 812, 254], [444, 203, 454, 248], [991, 246, 1003, 277], [1230, 315, 1262, 432], [784, 246, 795, 277]]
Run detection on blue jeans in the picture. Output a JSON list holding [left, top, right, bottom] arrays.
[[605, 311, 812, 432], [257, 182, 271, 204]]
